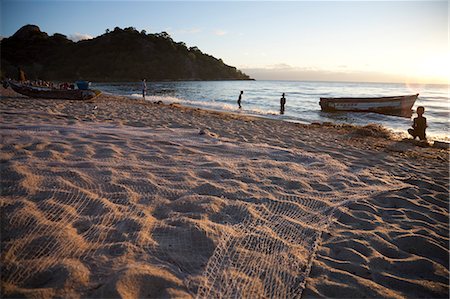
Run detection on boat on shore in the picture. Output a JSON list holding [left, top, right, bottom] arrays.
[[7, 81, 101, 100], [319, 94, 419, 116]]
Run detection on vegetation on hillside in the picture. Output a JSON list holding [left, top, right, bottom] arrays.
[[1, 25, 252, 81]]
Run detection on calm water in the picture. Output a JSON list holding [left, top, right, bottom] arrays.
[[92, 81, 449, 140]]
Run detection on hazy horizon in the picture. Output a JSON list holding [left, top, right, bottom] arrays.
[[1, 1, 448, 84]]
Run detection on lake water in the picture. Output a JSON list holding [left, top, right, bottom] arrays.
[[92, 81, 449, 140]]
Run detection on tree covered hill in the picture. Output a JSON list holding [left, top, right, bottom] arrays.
[[1, 25, 252, 82]]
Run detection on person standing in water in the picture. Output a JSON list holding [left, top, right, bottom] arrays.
[[408, 106, 427, 140], [280, 93, 286, 114], [142, 79, 147, 100], [237, 90, 243, 109]]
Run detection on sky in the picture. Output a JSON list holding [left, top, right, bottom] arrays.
[[1, 1, 448, 84]]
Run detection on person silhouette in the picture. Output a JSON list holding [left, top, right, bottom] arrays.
[[408, 106, 427, 140], [142, 79, 147, 99], [18, 67, 26, 82], [237, 91, 243, 109], [280, 93, 286, 114]]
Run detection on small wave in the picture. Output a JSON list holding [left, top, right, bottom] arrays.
[[130, 93, 178, 101], [427, 133, 450, 142], [244, 107, 280, 116], [129, 94, 280, 116]]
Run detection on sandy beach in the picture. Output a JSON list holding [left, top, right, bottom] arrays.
[[1, 86, 448, 298]]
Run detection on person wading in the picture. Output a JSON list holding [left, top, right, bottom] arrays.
[[280, 93, 286, 114], [237, 90, 243, 109], [142, 79, 147, 100]]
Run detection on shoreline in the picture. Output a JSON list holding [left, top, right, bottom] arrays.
[[130, 91, 450, 144], [1, 86, 448, 298], [92, 82, 450, 142], [26, 90, 399, 138]]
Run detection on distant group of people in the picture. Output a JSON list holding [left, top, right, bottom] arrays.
[[33, 80, 53, 88], [237, 90, 287, 114], [19, 79, 74, 90], [59, 82, 75, 90], [16, 67, 74, 90]]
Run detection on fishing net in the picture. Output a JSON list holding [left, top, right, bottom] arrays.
[[0, 123, 404, 298]]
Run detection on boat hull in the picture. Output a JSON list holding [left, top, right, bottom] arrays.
[[319, 94, 418, 117], [9, 82, 101, 100]]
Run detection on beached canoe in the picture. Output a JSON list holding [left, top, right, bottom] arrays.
[[8, 81, 101, 100], [319, 94, 419, 116]]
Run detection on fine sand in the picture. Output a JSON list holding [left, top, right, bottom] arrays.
[[1, 87, 448, 299]]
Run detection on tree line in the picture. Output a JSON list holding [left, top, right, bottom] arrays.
[[1, 25, 252, 82]]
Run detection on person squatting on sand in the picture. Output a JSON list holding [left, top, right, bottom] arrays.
[[280, 93, 286, 114], [408, 106, 427, 141], [142, 79, 147, 100], [237, 90, 243, 109]]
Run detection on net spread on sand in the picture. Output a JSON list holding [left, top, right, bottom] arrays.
[[1, 124, 405, 298]]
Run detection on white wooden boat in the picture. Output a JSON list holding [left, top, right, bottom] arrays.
[[319, 93, 419, 116]]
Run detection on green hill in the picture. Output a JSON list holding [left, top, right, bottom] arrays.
[[1, 25, 252, 82]]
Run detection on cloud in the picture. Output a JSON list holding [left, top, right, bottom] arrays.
[[68, 33, 93, 42], [214, 29, 227, 36], [266, 63, 294, 70]]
